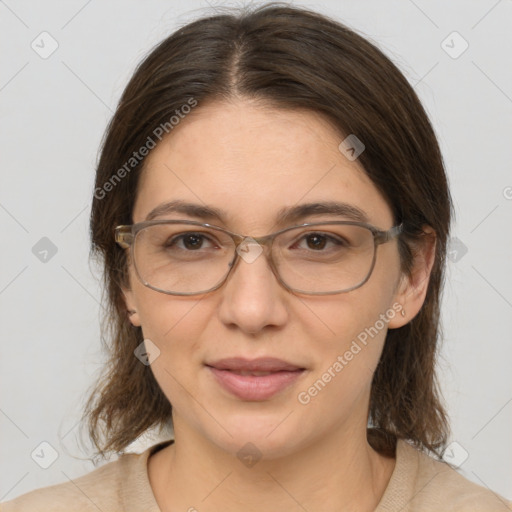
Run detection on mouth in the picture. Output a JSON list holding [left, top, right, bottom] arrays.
[[221, 370, 285, 376], [205, 357, 306, 401]]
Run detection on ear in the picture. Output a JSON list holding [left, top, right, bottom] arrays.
[[388, 225, 436, 329], [122, 285, 142, 327]]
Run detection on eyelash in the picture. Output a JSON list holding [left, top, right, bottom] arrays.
[[166, 231, 347, 251]]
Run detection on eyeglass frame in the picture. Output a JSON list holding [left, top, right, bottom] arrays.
[[115, 219, 404, 296]]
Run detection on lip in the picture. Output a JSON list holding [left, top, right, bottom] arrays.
[[206, 357, 306, 401]]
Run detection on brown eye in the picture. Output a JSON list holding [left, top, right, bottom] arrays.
[[164, 232, 220, 251], [305, 234, 327, 250]]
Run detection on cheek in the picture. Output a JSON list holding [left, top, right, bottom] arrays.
[[299, 272, 399, 402], [131, 273, 211, 377], [128, 253, 208, 341], [327, 298, 389, 364], [137, 295, 209, 409]]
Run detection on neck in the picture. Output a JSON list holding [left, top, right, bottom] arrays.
[[148, 421, 396, 512]]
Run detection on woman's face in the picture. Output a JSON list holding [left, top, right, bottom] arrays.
[[123, 99, 411, 459]]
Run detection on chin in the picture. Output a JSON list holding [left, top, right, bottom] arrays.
[[201, 409, 311, 462]]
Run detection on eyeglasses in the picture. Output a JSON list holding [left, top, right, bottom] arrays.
[[115, 219, 403, 296]]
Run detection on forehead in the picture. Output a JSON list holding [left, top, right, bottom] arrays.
[[132, 99, 393, 231]]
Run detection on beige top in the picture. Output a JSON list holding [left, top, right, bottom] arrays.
[[1, 439, 510, 511]]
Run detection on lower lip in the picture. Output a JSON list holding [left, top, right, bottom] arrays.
[[207, 366, 305, 401]]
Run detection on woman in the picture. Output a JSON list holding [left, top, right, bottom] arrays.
[[3, 3, 510, 511]]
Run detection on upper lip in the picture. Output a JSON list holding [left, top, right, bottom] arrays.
[[206, 357, 304, 372]]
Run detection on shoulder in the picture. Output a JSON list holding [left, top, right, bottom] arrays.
[[413, 446, 510, 510], [0, 442, 164, 512], [379, 439, 512, 512], [0, 453, 135, 512]]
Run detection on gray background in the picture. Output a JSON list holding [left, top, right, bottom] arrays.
[[1, 0, 511, 503]]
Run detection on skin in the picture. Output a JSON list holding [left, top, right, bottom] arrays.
[[123, 98, 436, 512]]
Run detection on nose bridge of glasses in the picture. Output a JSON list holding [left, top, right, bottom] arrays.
[[226, 228, 275, 252], [222, 231, 283, 288]]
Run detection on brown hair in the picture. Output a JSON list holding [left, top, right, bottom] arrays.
[[82, 2, 453, 460]]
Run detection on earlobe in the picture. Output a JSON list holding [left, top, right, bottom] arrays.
[[388, 226, 437, 329], [387, 274, 409, 329], [122, 286, 142, 327]]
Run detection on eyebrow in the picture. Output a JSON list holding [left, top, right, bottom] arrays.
[[144, 199, 369, 226]]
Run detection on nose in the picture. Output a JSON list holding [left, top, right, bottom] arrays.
[[216, 242, 289, 334]]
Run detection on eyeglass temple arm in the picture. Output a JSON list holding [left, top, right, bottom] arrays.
[[115, 226, 133, 249], [375, 222, 404, 244]]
